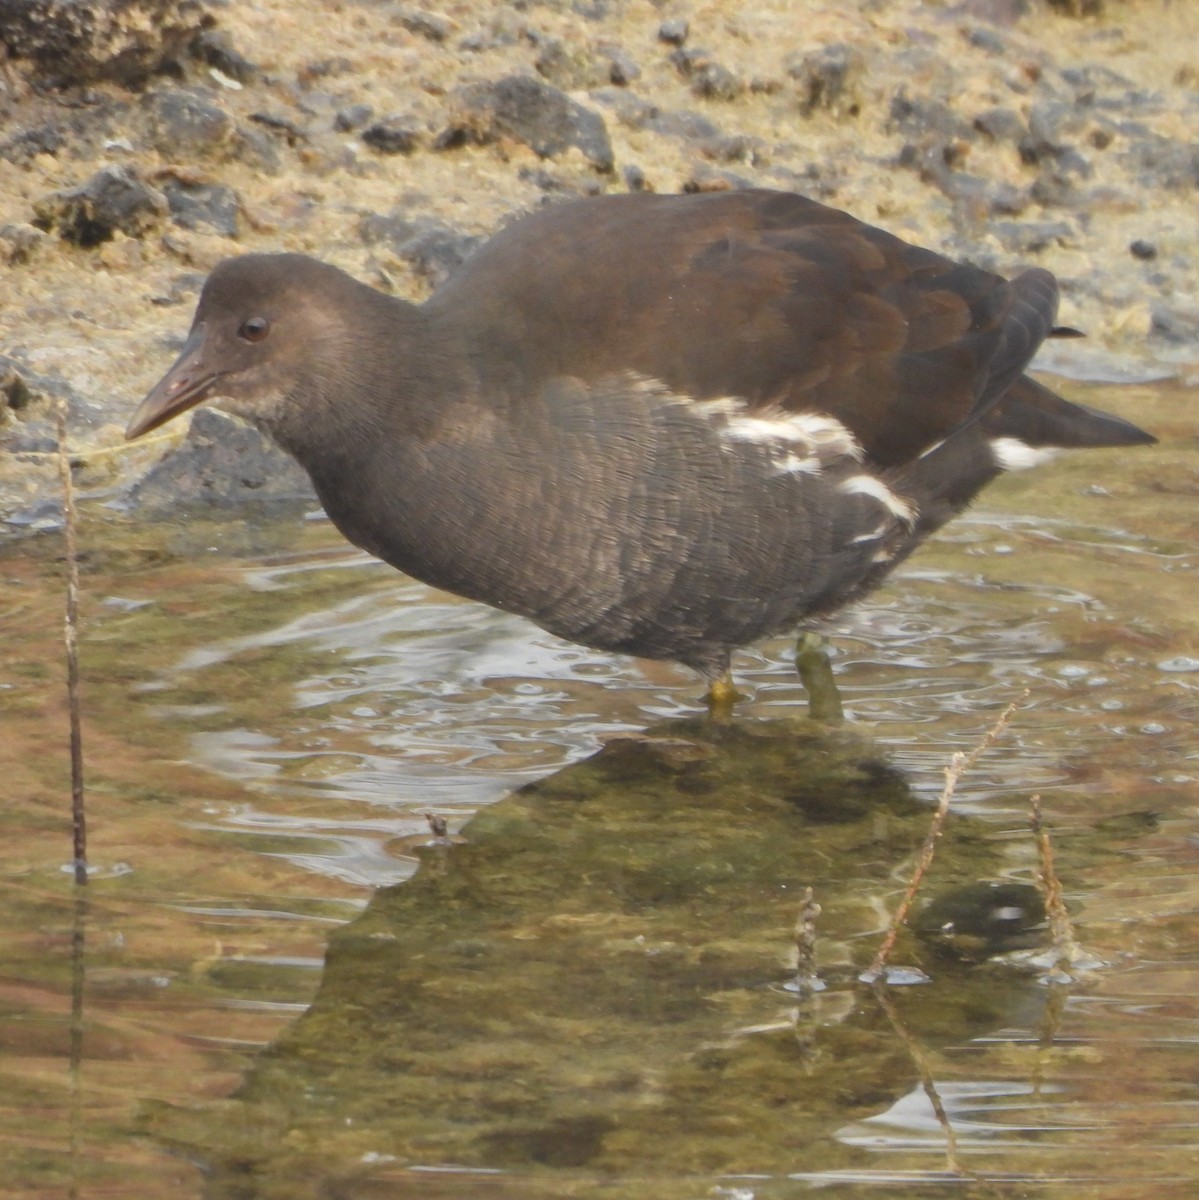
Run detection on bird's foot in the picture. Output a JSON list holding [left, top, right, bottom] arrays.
[[703, 671, 744, 720]]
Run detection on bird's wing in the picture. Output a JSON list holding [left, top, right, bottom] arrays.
[[430, 189, 1061, 466]]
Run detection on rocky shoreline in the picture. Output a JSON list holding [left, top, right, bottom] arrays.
[[1, 0, 1196, 526]]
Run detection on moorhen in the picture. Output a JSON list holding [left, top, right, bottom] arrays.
[[126, 189, 1154, 708]]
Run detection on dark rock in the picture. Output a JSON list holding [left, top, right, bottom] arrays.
[[456, 6, 526, 52], [0, 0, 213, 86], [439, 75, 614, 173], [787, 43, 866, 118], [681, 164, 754, 193], [973, 106, 1026, 143], [1125, 135, 1199, 190], [587, 88, 658, 129], [1017, 100, 1085, 164], [0, 362, 33, 415], [534, 38, 612, 90], [657, 18, 689, 46], [644, 108, 720, 142], [1149, 300, 1199, 346], [689, 61, 742, 102], [145, 87, 235, 158], [358, 212, 482, 288], [1029, 152, 1091, 206], [698, 133, 760, 164], [362, 116, 422, 155], [888, 90, 972, 141], [161, 178, 240, 236], [389, 4, 452, 42], [33, 165, 168, 247], [144, 87, 281, 172], [0, 224, 50, 265], [248, 111, 308, 146], [622, 163, 648, 191], [965, 26, 1007, 54], [0, 122, 68, 165], [989, 219, 1074, 254], [1046, 0, 1104, 15], [602, 46, 640, 86], [517, 166, 604, 198], [191, 28, 259, 84], [335, 103, 374, 132], [1129, 239, 1157, 261], [128, 408, 316, 510]]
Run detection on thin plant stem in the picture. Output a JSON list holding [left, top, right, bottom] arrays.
[[862, 694, 1026, 983], [57, 402, 87, 886]]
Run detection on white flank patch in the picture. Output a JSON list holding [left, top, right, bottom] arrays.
[[775, 452, 821, 475], [722, 411, 861, 459], [849, 524, 887, 544], [990, 437, 1061, 471], [839, 475, 917, 524]]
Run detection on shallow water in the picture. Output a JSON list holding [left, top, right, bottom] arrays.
[[1, 378, 1197, 1197]]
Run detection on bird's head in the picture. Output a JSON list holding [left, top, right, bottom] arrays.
[[126, 253, 364, 442]]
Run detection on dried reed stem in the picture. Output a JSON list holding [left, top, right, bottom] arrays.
[[57, 402, 88, 886], [1031, 793, 1084, 964], [862, 694, 1026, 983], [793, 886, 822, 992], [871, 981, 970, 1177]]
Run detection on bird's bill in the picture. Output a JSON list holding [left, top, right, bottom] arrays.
[[125, 328, 221, 440]]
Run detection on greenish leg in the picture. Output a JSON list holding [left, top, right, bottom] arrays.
[[796, 631, 844, 722]]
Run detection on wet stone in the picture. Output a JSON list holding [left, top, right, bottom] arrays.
[[127, 408, 315, 510], [161, 178, 240, 236], [439, 75, 614, 173], [32, 165, 168, 247]]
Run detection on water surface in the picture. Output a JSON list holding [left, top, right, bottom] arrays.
[[1, 378, 1196, 1197]]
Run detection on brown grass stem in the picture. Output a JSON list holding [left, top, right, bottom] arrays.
[[57, 402, 88, 886], [862, 693, 1026, 983]]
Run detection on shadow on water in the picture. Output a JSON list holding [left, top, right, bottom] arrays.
[[148, 716, 1052, 1199]]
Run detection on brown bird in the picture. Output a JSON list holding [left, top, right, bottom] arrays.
[[127, 188, 1154, 710]]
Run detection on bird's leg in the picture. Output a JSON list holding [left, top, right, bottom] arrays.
[[703, 669, 743, 719], [796, 631, 844, 722]]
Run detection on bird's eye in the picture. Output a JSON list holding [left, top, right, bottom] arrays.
[[239, 316, 270, 343]]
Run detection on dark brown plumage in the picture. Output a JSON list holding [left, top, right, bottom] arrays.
[[126, 189, 1154, 695]]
